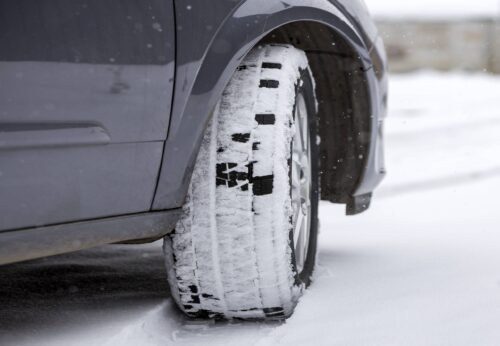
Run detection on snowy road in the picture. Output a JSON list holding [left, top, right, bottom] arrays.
[[2, 73, 500, 345]]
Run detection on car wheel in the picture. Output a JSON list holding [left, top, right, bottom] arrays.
[[163, 44, 319, 320]]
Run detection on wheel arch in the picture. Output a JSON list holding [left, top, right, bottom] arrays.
[[153, 1, 385, 214], [260, 21, 379, 211]]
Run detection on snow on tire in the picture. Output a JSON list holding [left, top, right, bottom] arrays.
[[164, 44, 319, 320]]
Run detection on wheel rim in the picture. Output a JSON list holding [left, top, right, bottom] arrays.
[[291, 93, 312, 274]]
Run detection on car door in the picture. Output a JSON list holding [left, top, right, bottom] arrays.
[[0, 0, 175, 231]]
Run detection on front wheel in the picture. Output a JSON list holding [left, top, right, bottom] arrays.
[[164, 44, 319, 320]]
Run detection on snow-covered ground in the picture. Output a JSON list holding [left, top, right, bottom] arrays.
[[2, 72, 500, 345], [364, 0, 500, 20]]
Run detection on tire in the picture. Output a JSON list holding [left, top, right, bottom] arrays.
[[164, 44, 319, 320]]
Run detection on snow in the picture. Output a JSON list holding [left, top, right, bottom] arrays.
[[2, 72, 500, 345], [364, 0, 500, 20]]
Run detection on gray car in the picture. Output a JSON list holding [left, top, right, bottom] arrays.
[[0, 0, 387, 319]]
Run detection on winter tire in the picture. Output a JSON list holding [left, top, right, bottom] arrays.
[[164, 44, 319, 320]]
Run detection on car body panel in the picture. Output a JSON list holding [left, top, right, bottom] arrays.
[[0, 209, 182, 266], [355, 35, 388, 197], [0, 0, 175, 231], [0, 142, 163, 231]]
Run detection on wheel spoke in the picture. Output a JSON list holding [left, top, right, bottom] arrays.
[[291, 94, 312, 274], [294, 210, 304, 262]]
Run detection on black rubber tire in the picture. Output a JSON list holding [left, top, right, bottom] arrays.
[[163, 44, 319, 320]]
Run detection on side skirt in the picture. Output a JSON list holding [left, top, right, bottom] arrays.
[[0, 210, 181, 266]]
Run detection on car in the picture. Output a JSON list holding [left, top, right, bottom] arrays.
[[0, 0, 387, 320]]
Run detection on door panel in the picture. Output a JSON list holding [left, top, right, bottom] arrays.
[[0, 61, 173, 143], [0, 0, 175, 231], [0, 143, 164, 231]]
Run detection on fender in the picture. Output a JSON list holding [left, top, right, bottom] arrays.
[[152, 0, 387, 214]]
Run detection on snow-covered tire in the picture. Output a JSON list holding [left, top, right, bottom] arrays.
[[164, 44, 319, 320]]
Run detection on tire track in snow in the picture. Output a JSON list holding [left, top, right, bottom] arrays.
[[102, 301, 181, 346], [378, 166, 500, 198], [387, 118, 500, 142]]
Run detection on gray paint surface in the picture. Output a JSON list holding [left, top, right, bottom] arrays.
[[0, 142, 164, 231], [0, 209, 181, 265], [0, 61, 174, 143], [0, 0, 175, 231]]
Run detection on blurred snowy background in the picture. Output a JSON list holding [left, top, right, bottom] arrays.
[[2, 1, 500, 346], [366, 0, 500, 19], [366, 0, 500, 73]]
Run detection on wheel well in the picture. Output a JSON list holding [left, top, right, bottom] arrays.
[[260, 21, 373, 204]]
